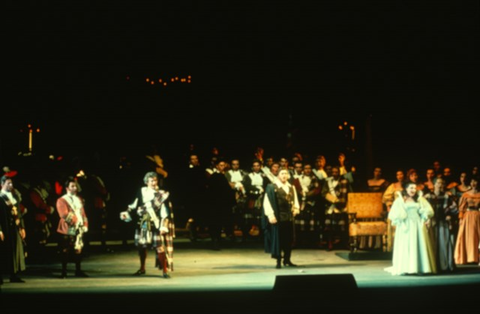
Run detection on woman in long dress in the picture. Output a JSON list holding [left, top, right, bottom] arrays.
[[424, 177, 458, 272], [385, 181, 437, 275], [454, 175, 480, 265]]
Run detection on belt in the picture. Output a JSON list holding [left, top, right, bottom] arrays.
[[467, 208, 479, 211]]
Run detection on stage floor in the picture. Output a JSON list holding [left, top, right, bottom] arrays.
[[3, 237, 480, 312]]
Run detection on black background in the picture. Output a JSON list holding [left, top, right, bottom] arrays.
[[3, 1, 479, 181]]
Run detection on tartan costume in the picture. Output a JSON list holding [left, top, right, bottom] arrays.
[[292, 174, 322, 247], [128, 187, 174, 274], [242, 172, 265, 239], [321, 175, 353, 250]]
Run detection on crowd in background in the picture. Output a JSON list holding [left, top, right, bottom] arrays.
[[1, 144, 479, 281]]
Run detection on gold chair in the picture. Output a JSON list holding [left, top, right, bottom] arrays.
[[347, 192, 388, 253]]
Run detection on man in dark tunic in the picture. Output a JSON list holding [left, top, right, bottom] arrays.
[[262, 169, 300, 268], [206, 159, 236, 250], [0, 175, 27, 283]]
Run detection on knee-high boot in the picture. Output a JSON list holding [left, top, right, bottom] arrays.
[[74, 252, 88, 277], [283, 250, 297, 267], [61, 250, 68, 278], [75, 253, 81, 272]]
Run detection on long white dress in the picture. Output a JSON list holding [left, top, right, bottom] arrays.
[[385, 192, 437, 275]]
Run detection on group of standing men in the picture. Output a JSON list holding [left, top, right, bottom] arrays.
[[181, 151, 352, 267], [0, 175, 89, 283], [1, 168, 175, 284]]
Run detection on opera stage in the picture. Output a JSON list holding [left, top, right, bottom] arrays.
[[2, 237, 480, 312]]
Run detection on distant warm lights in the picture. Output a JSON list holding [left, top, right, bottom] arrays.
[[126, 74, 192, 90], [338, 125, 343, 130]]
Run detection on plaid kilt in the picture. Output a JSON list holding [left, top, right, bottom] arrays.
[[134, 219, 175, 272]]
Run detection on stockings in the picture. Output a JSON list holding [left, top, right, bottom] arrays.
[[157, 251, 168, 273], [138, 248, 147, 271]]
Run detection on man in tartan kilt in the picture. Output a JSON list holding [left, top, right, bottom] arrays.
[[121, 172, 174, 278]]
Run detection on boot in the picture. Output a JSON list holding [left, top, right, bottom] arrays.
[[276, 258, 282, 269], [134, 249, 147, 275], [283, 250, 297, 267], [75, 253, 88, 277], [60, 251, 68, 278], [10, 273, 25, 283]]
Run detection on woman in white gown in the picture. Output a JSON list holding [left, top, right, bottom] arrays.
[[385, 181, 437, 275]]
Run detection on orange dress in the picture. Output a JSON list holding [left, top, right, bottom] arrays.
[[454, 191, 480, 264]]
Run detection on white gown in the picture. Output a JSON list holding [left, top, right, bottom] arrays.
[[385, 193, 437, 275]]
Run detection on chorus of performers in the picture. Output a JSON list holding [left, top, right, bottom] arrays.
[[2, 147, 480, 282]]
